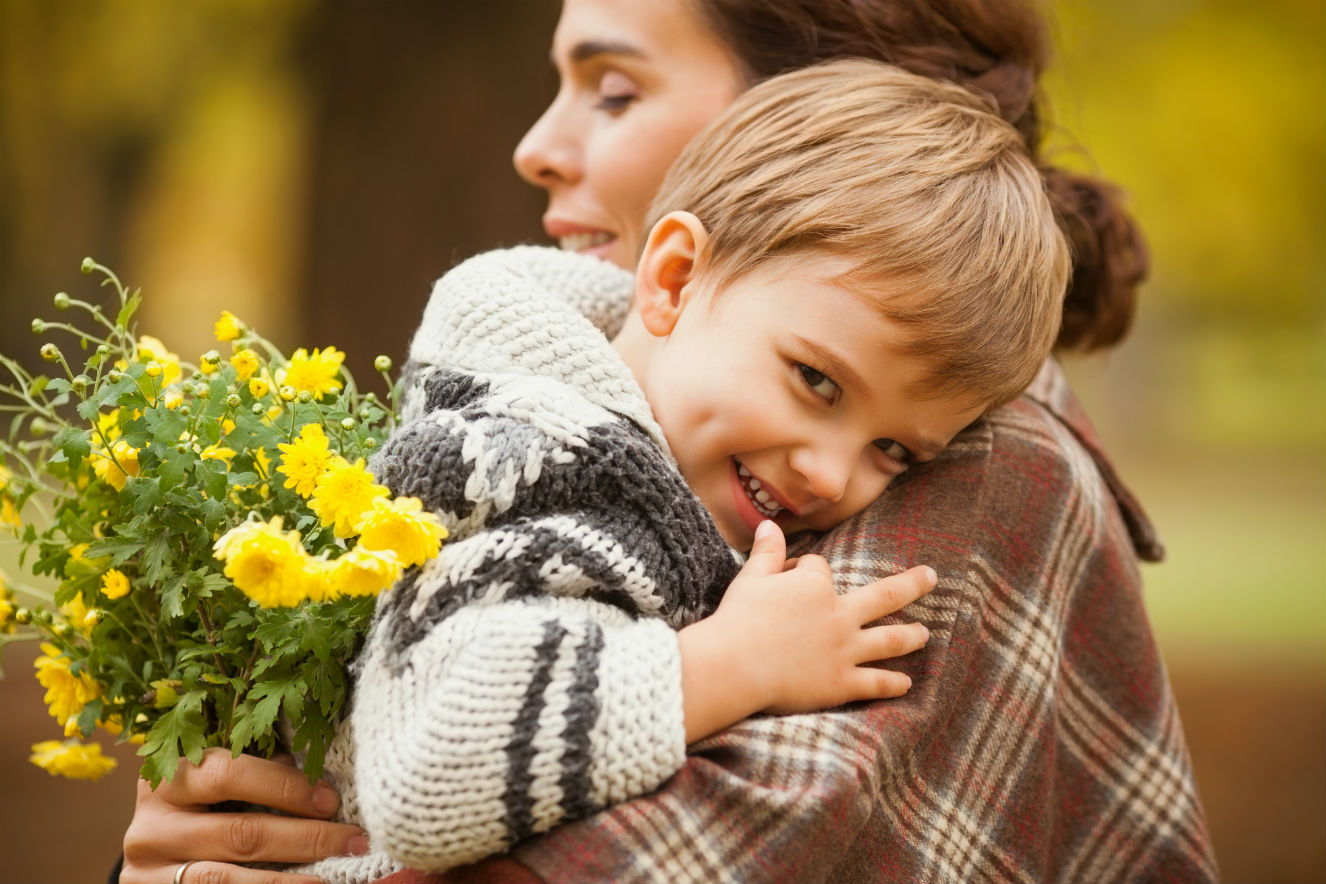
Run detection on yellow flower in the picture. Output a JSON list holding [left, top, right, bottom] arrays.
[[34, 642, 101, 730], [99, 712, 147, 745], [357, 496, 448, 567], [162, 389, 184, 410], [331, 547, 403, 597], [276, 423, 333, 498], [282, 347, 345, 397], [213, 517, 311, 607], [29, 740, 117, 781], [96, 409, 121, 443], [230, 348, 260, 381], [1, 496, 19, 529], [215, 310, 243, 342], [60, 592, 94, 636], [309, 457, 388, 538], [100, 569, 131, 600], [249, 377, 271, 399], [137, 335, 182, 385], [0, 577, 14, 633], [301, 556, 338, 603], [201, 443, 236, 464], [91, 439, 140, 490]]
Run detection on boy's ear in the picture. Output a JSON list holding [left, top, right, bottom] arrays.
[[634, 211, 710, 337]]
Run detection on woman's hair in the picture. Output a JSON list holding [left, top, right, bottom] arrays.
[[691, 0, 1147, 353], [647, 59, 1069, 411]]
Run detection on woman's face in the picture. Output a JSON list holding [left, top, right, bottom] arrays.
[[513, 0, 745, 271]]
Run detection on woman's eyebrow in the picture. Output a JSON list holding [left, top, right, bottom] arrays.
[[568, 39, 646, 64]]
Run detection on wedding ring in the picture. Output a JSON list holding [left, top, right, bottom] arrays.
[[172, 860, 198, 884]]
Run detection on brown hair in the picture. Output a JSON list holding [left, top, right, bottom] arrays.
[[692, 0, 1146, 353], [647, 59, 1069, 410]]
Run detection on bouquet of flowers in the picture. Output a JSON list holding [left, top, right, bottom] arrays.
[[0, 259, 445, 786]]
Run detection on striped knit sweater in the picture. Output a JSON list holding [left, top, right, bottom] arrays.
[[299, 246, 740, 882]]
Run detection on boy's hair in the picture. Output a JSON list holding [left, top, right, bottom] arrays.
[[645, 58, 1070, 410]]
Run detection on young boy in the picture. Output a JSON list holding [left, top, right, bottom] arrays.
[[304, 59, 1069, 881]]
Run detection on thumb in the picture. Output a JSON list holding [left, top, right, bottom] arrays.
[[740, 519, 787, 577]]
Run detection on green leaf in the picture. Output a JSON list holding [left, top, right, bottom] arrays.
[[137, 689, 206, 786], [54, 427, 91, 465], [157, 449, 191, 490], [130, 477, 163, 514], [199, 459, 227, 500], [116, 290, 142, 329], [85, 536, 143, 567], [159, 573, 186, 620]]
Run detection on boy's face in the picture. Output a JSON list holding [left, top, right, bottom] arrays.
[[627, 253, 988, 552]]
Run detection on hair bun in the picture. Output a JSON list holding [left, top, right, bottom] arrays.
[[1043, 166, 1149, 352]]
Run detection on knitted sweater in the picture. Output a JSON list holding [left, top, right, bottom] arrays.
[[300, 246, 740, 882]]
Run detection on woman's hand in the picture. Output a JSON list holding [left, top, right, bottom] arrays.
[[679, 519, 934, 742], [121, 748, 368, 884]]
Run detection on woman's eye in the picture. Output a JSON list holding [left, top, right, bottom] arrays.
[[797, 363, 839, 402], [873, 438, 911, 462], [595, 70, 638, 111]]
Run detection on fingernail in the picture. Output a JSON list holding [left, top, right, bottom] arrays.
[[755, 519, 774, 541], [349, 834, 371, 856], [920, 625, 930, 645], [923, 566, 937, 584], [313, 783, 339, 815]]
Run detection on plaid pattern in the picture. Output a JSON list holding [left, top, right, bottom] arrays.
[[493, 359, 1219, 884]]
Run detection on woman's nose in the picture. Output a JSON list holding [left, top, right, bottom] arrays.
[[789, 442, 852, 504], [513, 101, 581, 189]]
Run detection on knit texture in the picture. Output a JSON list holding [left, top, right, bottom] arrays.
[[300, 247, 739, 882]]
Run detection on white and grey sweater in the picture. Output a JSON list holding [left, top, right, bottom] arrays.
[[301, 246, 739, 882]]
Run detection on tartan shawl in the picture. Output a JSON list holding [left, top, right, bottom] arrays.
[[474, 359, 1220, 884]]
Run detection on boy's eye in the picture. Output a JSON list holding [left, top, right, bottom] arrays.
[[797, 363, 839, 402], [595, 70, 638, 111], [873, 438, 911, 462]]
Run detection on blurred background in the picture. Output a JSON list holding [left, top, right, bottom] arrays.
[[1, 1, 1321, 881]]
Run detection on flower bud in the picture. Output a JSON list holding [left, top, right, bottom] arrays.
[[53, 292, 71, 310], [251, 403, 265, 415], [363, 437, 378, 450], [192, 383, 210, 399], [374, 355, 392, 373], [107, 369, 124, 383], [297, 390, 314, 404], [279, 386, 297, 402], [225, 393, 242, 408], [30, 417, 50, 435], [201, 350, 221, 365], [80, 257, 96, 274], [340, 417, 356, 431], [72, 375, 91, 394], [31, 319, 47, 334], [40, 343, 61, 363], [83, 609, 105, 629], [54, 622, 74, 638], [144, 362, 163, 378], [14, 608, 31, 625], [96, 344, 110, 356], [178, 404, 191, 416]]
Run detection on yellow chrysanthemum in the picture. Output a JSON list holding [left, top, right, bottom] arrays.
[[331, 547, 403, 598], [357, 496, 448, 567], [215, 311, 243, 342], [282, 347, 345, 397], [0, 577, 15, 634], [213, 517, 311, 608], [249, 377, 271, 399], [29, 740, 117, 781], [90, 439, 140, 491], [100, 569, 131, 600], [136, 335, 181, 385], [0, 465, 18, 528], [162, 389, 184, 410], [59, 592, 94, 637], [201, 443, 236, 464], [34, 643, 101, 730], [229, 348, 260, 381], [276, 423, 333, 498], [309, 457, 389, 539], [95, 409, 121, 443], [99, 711, 147, 745]]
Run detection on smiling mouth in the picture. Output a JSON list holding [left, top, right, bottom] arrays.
[[736, 460, 784, 518], [558, 232, 615, 252]]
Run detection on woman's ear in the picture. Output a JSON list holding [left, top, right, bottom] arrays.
[[633, 211, 710, 337]]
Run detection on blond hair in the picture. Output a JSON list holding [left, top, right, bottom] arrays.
[[645, 58, 1070, 409]]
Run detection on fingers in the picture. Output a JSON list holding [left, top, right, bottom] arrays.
[[129, 808, 367, 867], [843, 565, 936, 624], [163, 748, 341, 818], [737, 519, 787, 577], [854, 621, 931, 665], [845, 664, 917, 702], [169, 860, 324, 884]]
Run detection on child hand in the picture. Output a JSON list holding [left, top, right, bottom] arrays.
[[678, 520, 936, 741]]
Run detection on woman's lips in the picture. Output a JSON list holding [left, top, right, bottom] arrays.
[[557, 231, 615, 252]]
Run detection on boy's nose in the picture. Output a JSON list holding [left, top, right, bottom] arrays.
[[789, 441, 852, 504], [513, 102, 582, 189]]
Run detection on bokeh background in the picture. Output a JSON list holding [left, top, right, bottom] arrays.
[[1, 1, 1322, 881]]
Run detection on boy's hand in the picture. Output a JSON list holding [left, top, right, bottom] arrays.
[[679, 520, 935, 742]]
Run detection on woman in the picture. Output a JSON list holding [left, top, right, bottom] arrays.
[[120, 1, 1218, 882]]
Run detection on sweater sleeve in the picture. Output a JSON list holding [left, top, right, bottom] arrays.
[[345, 309, 736, 871]]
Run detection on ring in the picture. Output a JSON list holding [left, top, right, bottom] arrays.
[[172, 861, 198, 884]]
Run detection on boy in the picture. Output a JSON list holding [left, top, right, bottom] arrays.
[[305, 59, 1069, 881]]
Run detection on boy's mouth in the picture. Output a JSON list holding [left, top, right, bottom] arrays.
[[736, 460, 784, 518]]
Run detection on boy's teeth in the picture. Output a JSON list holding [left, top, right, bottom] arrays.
[[559, 232, 614, 251], [735, 460, 782, 517]]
